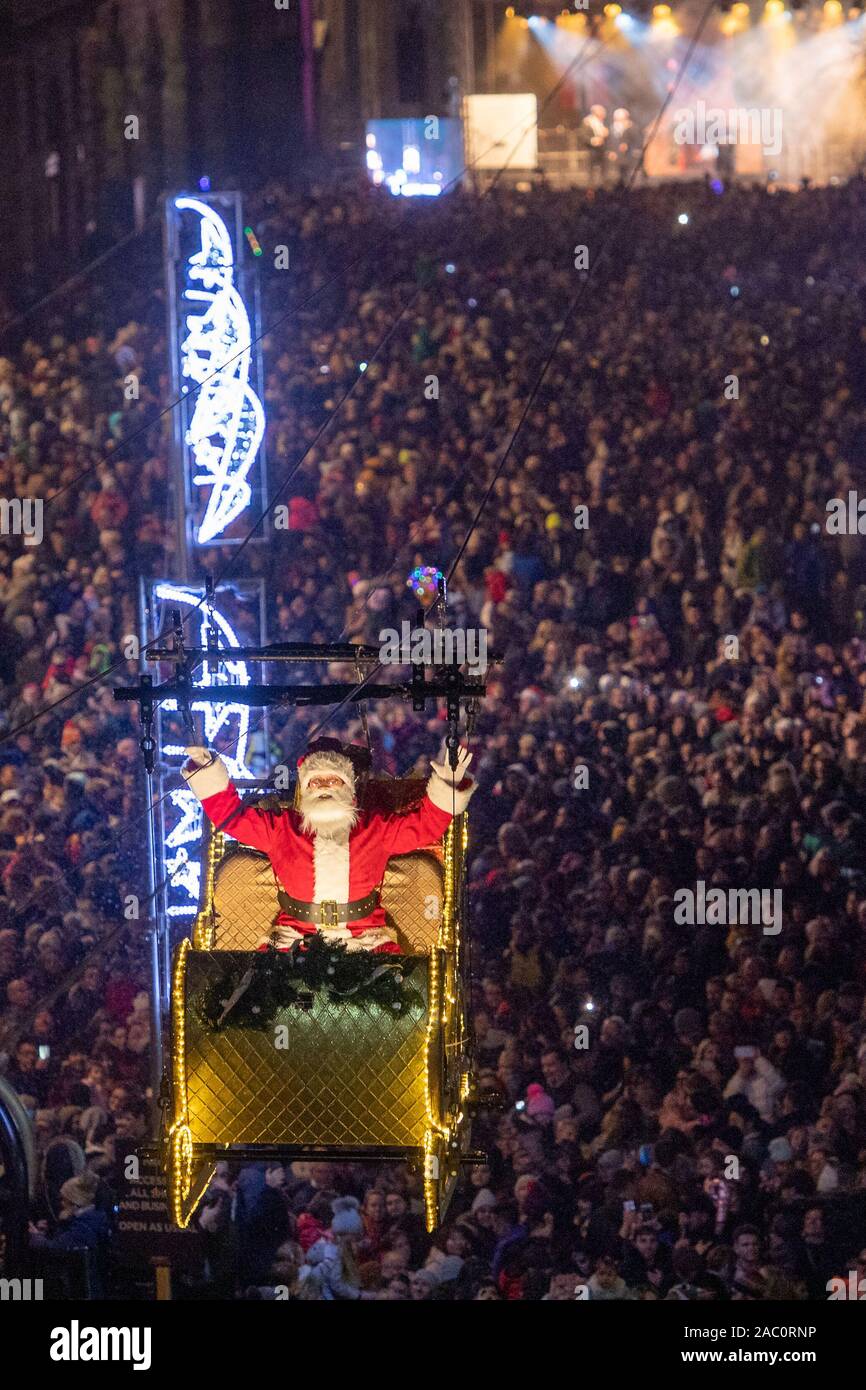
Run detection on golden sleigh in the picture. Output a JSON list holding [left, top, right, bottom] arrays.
[[165, 777, 474, 1232]]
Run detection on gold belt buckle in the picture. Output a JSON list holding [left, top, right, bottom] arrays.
[[321, 900, 339, 927]]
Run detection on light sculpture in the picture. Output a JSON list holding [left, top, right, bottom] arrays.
[[174, 197, 265, 545]]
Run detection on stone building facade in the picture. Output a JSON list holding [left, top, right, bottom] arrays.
[[0, 0, 483, 299]]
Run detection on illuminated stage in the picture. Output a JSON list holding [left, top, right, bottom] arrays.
[[492, 2, 866, 187]]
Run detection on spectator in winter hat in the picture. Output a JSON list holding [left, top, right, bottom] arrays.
[[297, 1197, 376, 1301], [524, 1083, 555, 1127]]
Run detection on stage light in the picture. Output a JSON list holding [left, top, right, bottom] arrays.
[[615, 11, 635, 27], [823, 0, 843, 18], [765, 0, 784, 15], [359, 362, 368, 372], [505, 5, 515, 16], [604, 3, 622, 15], [730, 286, 740, 296], [677, 212, 689, 224], [723, 0, 750, 26], [760, 334, 770, 345], [651, 3, 678, 34], [445, 262, 456, 273], [198, 175, 211, 192]]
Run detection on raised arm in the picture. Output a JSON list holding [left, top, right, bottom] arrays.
[[382, 747, 477, 856], [181, 746, 274, 854]]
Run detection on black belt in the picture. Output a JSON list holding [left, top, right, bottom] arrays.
[[277, 888, 380, 926]]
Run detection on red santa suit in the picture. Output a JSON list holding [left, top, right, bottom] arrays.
[[182, 741, 475, 953]]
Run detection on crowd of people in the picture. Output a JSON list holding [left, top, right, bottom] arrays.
[[2, 170, 866, 1299]]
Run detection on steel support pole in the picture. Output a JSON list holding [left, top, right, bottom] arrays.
[[161, 195, 191, 583], [140, 578, 166, 1129]]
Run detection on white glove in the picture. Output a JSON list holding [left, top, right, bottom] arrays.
[[181, 745, 230, 800], [427, 746, 476, 815], [430, 746, 473, 786], [182, 745, 214, 774]]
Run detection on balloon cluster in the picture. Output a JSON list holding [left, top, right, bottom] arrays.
[[406, 565, 445, 605]]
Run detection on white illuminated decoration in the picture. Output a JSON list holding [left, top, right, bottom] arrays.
[[155, 582, 254, 918], [175, 197, 265, 545]]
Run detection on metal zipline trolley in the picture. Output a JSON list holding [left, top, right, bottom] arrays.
[[115, 618, 487, 1233]]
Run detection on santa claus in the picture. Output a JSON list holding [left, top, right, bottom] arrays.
[[181, 738, 476, 954]]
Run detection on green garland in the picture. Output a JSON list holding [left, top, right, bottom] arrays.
[[193, 937, 422, 1032]]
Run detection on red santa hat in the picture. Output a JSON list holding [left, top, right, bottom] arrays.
[[525, 1083, 555, 1119], [295, 738, 370, 794]]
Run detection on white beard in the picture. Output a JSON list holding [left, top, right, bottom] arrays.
[[298, 783, 358, 839], [288, 778, 396, 949]]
